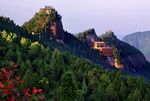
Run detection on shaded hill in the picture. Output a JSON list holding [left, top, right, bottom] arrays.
[[1, 21, 150, 101], [99, 31, 150, 77], [1, 6, 150, 100], [0, 16, 34, 39], [76, 30, 150, 77], [123, 31, 150, 62], [22, 6, 111, 69]]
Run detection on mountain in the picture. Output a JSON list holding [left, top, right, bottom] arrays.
[[1, 16, 150, 101], [123, 31, 150, 62], [22, 6, 150, 78], [22, 6, 111, 69], [77, 29, 150, 77]]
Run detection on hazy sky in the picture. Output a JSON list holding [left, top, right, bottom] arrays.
[[0, 0, 150, 38]]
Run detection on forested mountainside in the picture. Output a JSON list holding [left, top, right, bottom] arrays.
[[123, 31, 150, 62], [99, 31, 150, 75], [22, 6, 150, 78], [22, 6, 111, 69], [76, 29, 150, 78], [1, 18, 150, 101]]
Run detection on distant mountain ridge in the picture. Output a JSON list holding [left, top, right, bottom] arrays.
[[123, 31, 150, 62]]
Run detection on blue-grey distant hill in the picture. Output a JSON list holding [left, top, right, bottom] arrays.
[[123, 31, 150, 62]]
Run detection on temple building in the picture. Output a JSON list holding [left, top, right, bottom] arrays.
[[92, 41, 113, 56], [92, 41, 124, 69]]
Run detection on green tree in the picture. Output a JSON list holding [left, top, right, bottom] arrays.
[[106, 83, 119, 101], [60, 71, 78, 101], [82, 78, 87, 95], [23, 69, 40, 88], [98, 82, 108, 101], [119, 81, 127, 100], [5, 49, 14, 60], [127, 76, 135, 89], [16, 45, 22, 65], [132, 89, 142, 101], [127, 93, 134, 101], [49, 49, 65, 82], [28, 42, 41, 60], [113, 46, 121, 64], [20, 37, 28, 46], [6, 34, 12, 42], [100, 74, 111, 83]]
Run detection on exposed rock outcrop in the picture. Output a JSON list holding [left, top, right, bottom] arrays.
[[23, 6, 65, 42], [92, 30, 148, 73], [78, 30, 147, 72], [121, 54, 147, 72], [77, 28, 101, 47], [41, 7, 65, 42], [42, 19, 64, 42]]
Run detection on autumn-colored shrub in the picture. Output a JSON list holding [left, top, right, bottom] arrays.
[[0, 64, 45, 101]]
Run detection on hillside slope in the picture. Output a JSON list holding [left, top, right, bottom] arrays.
[[77, 29, 150, 77], [99, 31, 147, 71], [123, 31, 150, 62], [1, 20, 150, 101], [21, 6, 150, 78], [22, 6, 111, 69]]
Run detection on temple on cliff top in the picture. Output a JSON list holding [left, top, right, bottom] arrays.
[[92, 41, 113, 56], [92, 41, 124, 69]]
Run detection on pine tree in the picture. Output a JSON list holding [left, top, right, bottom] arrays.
[[23, 69, 40, 88], [5, 49, 14, 60], [60, 71, 78, 101], [49, 48, 65, 81], [106, 83, 119, 101], [132, 89, 142, 101], [119, 81, 127, 100], [16, 45, 22, 65], [100, 74, 111, 83], [127, 93, 133, 101], [82, 78, 87, 95]]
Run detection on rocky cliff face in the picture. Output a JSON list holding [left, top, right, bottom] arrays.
[[77, 30, 148, 73], [50, 20, 64, 40], [42, 19, 64, 41], [121, 54, 147, 72], [23, 6, 65, 42], [99, 31, 149, 73], [77, 28, 101, 47]]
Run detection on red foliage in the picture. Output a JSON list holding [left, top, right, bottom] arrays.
[[13, 64, 17, 69], [0, 64, 45, 100], [3, 90, 12, 95], [38, 89, 43, 93], [18, 80, 24, 84], [32, 87, 43, 94], [22, 88, 32, 97], [32, 87, 38, 94], [0, 82, 4, 89]]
